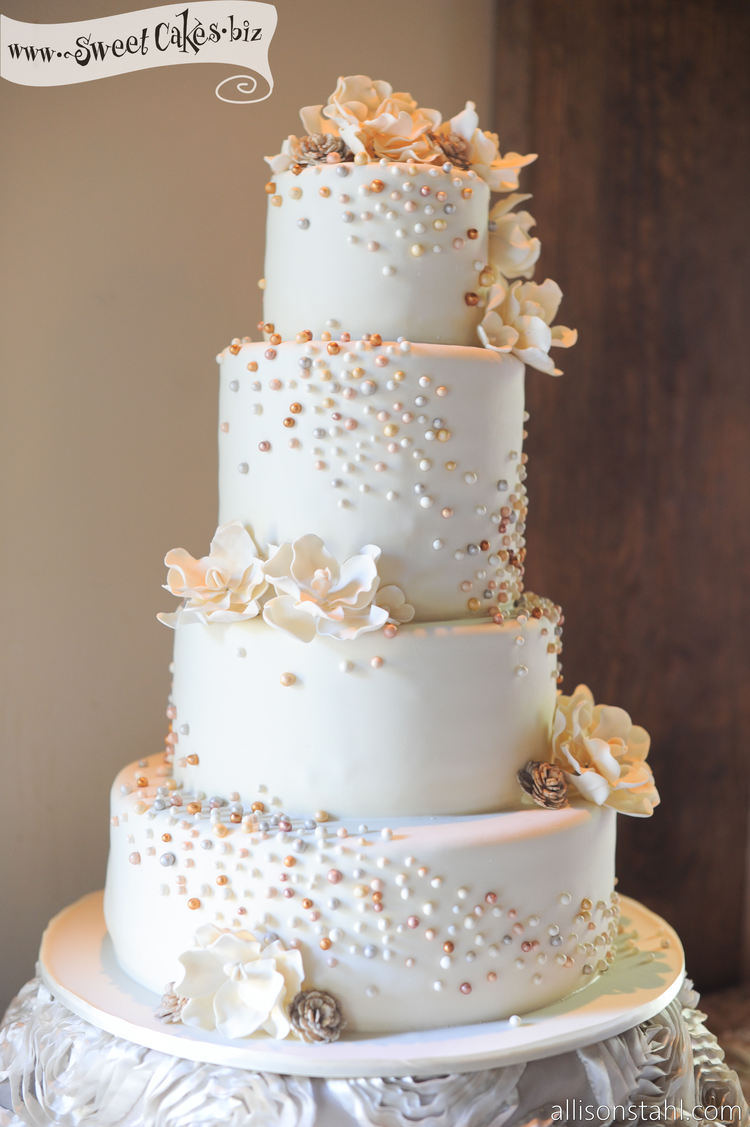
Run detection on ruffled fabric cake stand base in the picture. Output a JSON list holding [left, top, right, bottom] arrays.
[[1, 894, 747, 1126]]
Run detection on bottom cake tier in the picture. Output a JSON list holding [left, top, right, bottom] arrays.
[[104, 755, 618, 1035]]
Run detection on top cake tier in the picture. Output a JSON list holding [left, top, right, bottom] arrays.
[[262, 162, 490, 345]]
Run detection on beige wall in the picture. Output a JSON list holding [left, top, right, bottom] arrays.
[[0, 1, 496, 1014]]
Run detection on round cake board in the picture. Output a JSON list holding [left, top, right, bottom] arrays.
[[38, 890, 684, 1079]]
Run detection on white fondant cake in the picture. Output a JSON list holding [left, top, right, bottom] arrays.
[[101, 76, 660, 1044]]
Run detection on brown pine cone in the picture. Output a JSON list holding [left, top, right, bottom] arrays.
[[296, 133, 352, 165], [154, 982, 186, 1024], [518, 760, 569, 810], [289, 989, 344, 1043], [431, 130, 472, 169]]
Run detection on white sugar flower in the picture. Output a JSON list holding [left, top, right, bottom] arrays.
[[263, 534, 388, 643], [321, 74, 395, 129], [488, 194, 541, 280], [175, 924, 304, 1040], [478, 279, 577, 375], [551, 685, 660, 817], [318, 76, 442, 162], [347, 105, 443, 163], [158, 521, 267, 627], [437, 102, 536, 192], [376, 585, 415, 624]]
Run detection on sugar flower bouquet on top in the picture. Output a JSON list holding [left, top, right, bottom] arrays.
[[266, 74, 536, 192]]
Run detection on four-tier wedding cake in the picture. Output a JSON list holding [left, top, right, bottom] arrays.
[[102, 76, 659, 1043]]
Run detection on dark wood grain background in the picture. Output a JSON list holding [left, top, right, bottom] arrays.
[[493, 0, 750, 991]]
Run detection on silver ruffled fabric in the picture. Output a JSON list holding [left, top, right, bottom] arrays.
[[1, 977, 747, 1126]]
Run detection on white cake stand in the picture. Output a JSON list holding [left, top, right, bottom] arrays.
[[37, 890, 684, 1079]]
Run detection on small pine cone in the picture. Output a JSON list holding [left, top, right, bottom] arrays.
[[518, 760, 569, 810], [432, 131, 472, 169], [155, 982, 186, 1024], [297, 133, 352, 164], [289, 989, 344, 1044]]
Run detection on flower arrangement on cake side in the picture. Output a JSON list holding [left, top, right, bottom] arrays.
[[518, 685, 660, 816], [158, 520, 413, 642]]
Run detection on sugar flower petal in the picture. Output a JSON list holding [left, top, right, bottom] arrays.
[[376, 584, 416, 624], [263, 595, 319, 643], [212, 965, 285, 1039], [177, 950, 227, 1001], [489, 195, 541, 280], [299, 103, 337, 136]]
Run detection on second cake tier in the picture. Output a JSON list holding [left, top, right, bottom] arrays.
[[169, 605, 561, 818], [217, 340, 528, 621]]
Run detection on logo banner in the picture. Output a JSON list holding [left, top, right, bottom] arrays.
[[0, 2, 277, 102]]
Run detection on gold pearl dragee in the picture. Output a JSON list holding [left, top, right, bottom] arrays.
[[264, 181, 276, 194], [187, 898, 201, 910], [279, 672, 296, 687]]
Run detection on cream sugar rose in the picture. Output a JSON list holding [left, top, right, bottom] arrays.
[[102, 75, 658, 1043]]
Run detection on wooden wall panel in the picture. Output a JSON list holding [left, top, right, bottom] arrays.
[[493, 0, 750, 990]]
